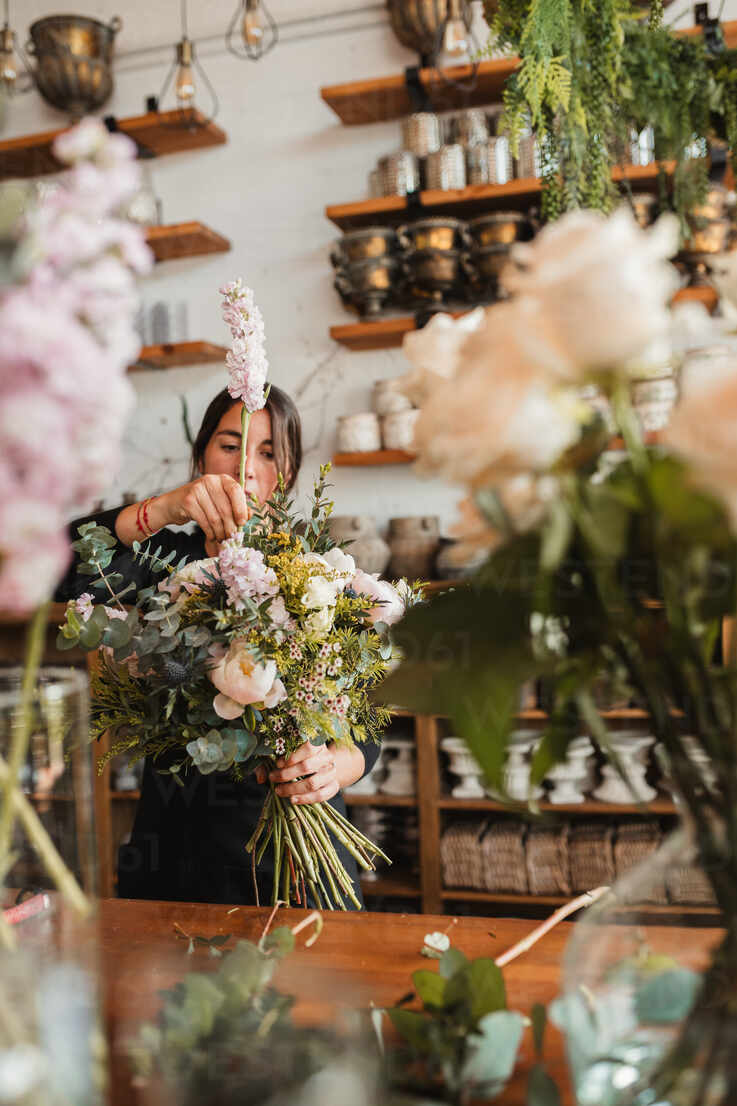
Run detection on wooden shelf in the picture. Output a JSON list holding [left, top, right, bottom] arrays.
[[361, 873, 422, 897], [440, 888, 720, 915], [128, 340, 228, 372], [333, 449, 416, 466], [25, 793, 74, 802], [344, 792, 416, 806], [327, 163, 676, 231], [0, 108, 227, 181], [422, 580, 464, 593], [321, 21, 737, 126], [111, 790, 141, 800], [438, 794, 678, 814], [145, 221, 231, 263], [331, 284, 716, 351]]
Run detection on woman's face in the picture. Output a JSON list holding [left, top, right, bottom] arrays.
[[201, 404, 279, 505]]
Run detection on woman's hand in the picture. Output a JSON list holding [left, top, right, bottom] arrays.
[[157, 474, 250, 544], [258, 742, 341, 805]]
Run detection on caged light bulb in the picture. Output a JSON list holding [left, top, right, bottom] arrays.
[[242, 0, 264, 48], [175, 38, 195, 106], [0, 25, 18, 90], [442, 0, 469, 58]]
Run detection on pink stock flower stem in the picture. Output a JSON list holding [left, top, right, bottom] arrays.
[[240, 402, 251, 493]]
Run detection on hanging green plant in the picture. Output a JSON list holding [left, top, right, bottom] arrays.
[[484, 0, 737, 228]]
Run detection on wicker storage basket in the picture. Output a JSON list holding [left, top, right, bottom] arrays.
[[526, 823, 571, 895], [480, 820, 529, 893], [569, 822, 616, 892], [440, 820, 487, 889], [613, 821, 668, 904]]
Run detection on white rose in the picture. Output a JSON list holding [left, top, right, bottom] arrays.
[[350, 570, 405, 626], [662, 354, 737, 529], [301, 574, 339, 610], [305, 606, 335, 638], [399, 307, 485, 406], [208, 639, 281, 719], [503, 208, 680, 381], [322, 546, 356, 585]]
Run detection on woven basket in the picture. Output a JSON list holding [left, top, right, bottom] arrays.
[[613, 821, 668, 904], [666, 863, 717, 906], [440, 820, 487, 889], [569, 822, 616, 892], [480, 820, 529, 893], [526, 823, 571, 895]]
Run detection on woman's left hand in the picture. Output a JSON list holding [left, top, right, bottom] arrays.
[[268, 741, 340, 804]]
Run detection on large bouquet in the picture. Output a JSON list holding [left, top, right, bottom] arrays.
[[58, 280, 417, 910]]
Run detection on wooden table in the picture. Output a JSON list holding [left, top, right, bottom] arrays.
[[95, 899, 720, 1106]]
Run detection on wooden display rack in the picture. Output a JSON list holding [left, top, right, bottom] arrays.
[[0, 108, 227, 181], [145, 221, 231, 263], [127, 340, 228, 373]]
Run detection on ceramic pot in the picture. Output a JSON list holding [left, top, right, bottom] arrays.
[[372, 379, 413, 417], [381, 408, 420, 451], [336, 412, 382, 453], [389, 516, 440, 578], [327, 515, 391, 575]]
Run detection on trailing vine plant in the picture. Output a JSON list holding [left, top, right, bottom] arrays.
[[484, 0, 737, 228]]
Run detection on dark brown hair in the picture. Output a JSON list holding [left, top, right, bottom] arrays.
[[191, 385, 302, 489]]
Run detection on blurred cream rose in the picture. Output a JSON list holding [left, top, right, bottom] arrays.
[[399, 307, 485, 406], [350, 570, 405, 625], [208, 640, 283, 719], [662, 355, 737, 528], [504, 208, 680, 380], [410, 305, 580, 487]]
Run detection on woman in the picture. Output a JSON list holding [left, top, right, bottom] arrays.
[[57, 385, 380, 906]]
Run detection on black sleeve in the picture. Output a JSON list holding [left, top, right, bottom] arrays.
[[54, 505, 192, 603], [358, 738, 382, 779]]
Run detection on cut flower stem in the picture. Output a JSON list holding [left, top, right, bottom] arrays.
[[246, 768, 390, 910]]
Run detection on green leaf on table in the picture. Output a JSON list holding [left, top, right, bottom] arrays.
[[412, 969, 446, 1008], [460, 1009, 524, 1092], [444, 959, 507, 1022], [527, 1062, 562, 1106], [261, 925, 296, 959], [634, 968, 701, 1025], [388, 1008, 432, 1052]]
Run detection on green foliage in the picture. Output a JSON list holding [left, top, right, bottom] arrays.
[[485, 0, 737, 227], [386, 947, 524, 1101], [129, 935, 344, 1106]]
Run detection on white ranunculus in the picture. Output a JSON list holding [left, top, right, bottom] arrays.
[[411, 308, 580, 487], [301, 574, 339, 610], [322, 545, 356, 584], [662, 354, 737, 528], [399, 307, 485, 406], [305, 606, 335, 638], [503, 208, 680, 381]]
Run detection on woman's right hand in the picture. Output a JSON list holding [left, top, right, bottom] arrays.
[[157, 474, 250, 544]]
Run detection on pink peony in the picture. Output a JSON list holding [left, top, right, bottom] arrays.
[[350, 570, 406, 626], [208, 639, 285, 719]]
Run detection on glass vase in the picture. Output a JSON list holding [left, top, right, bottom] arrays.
[[0, 666, 105, 1106], [554, 819, 737, 1106]]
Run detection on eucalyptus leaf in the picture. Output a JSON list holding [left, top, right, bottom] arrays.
[[439, 947, 468, 979], [412, 969, 446, 1009], [388, 1008, 431, 1052], [634, 968, 701, 1025], [460, 1010, 524, 1092]]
